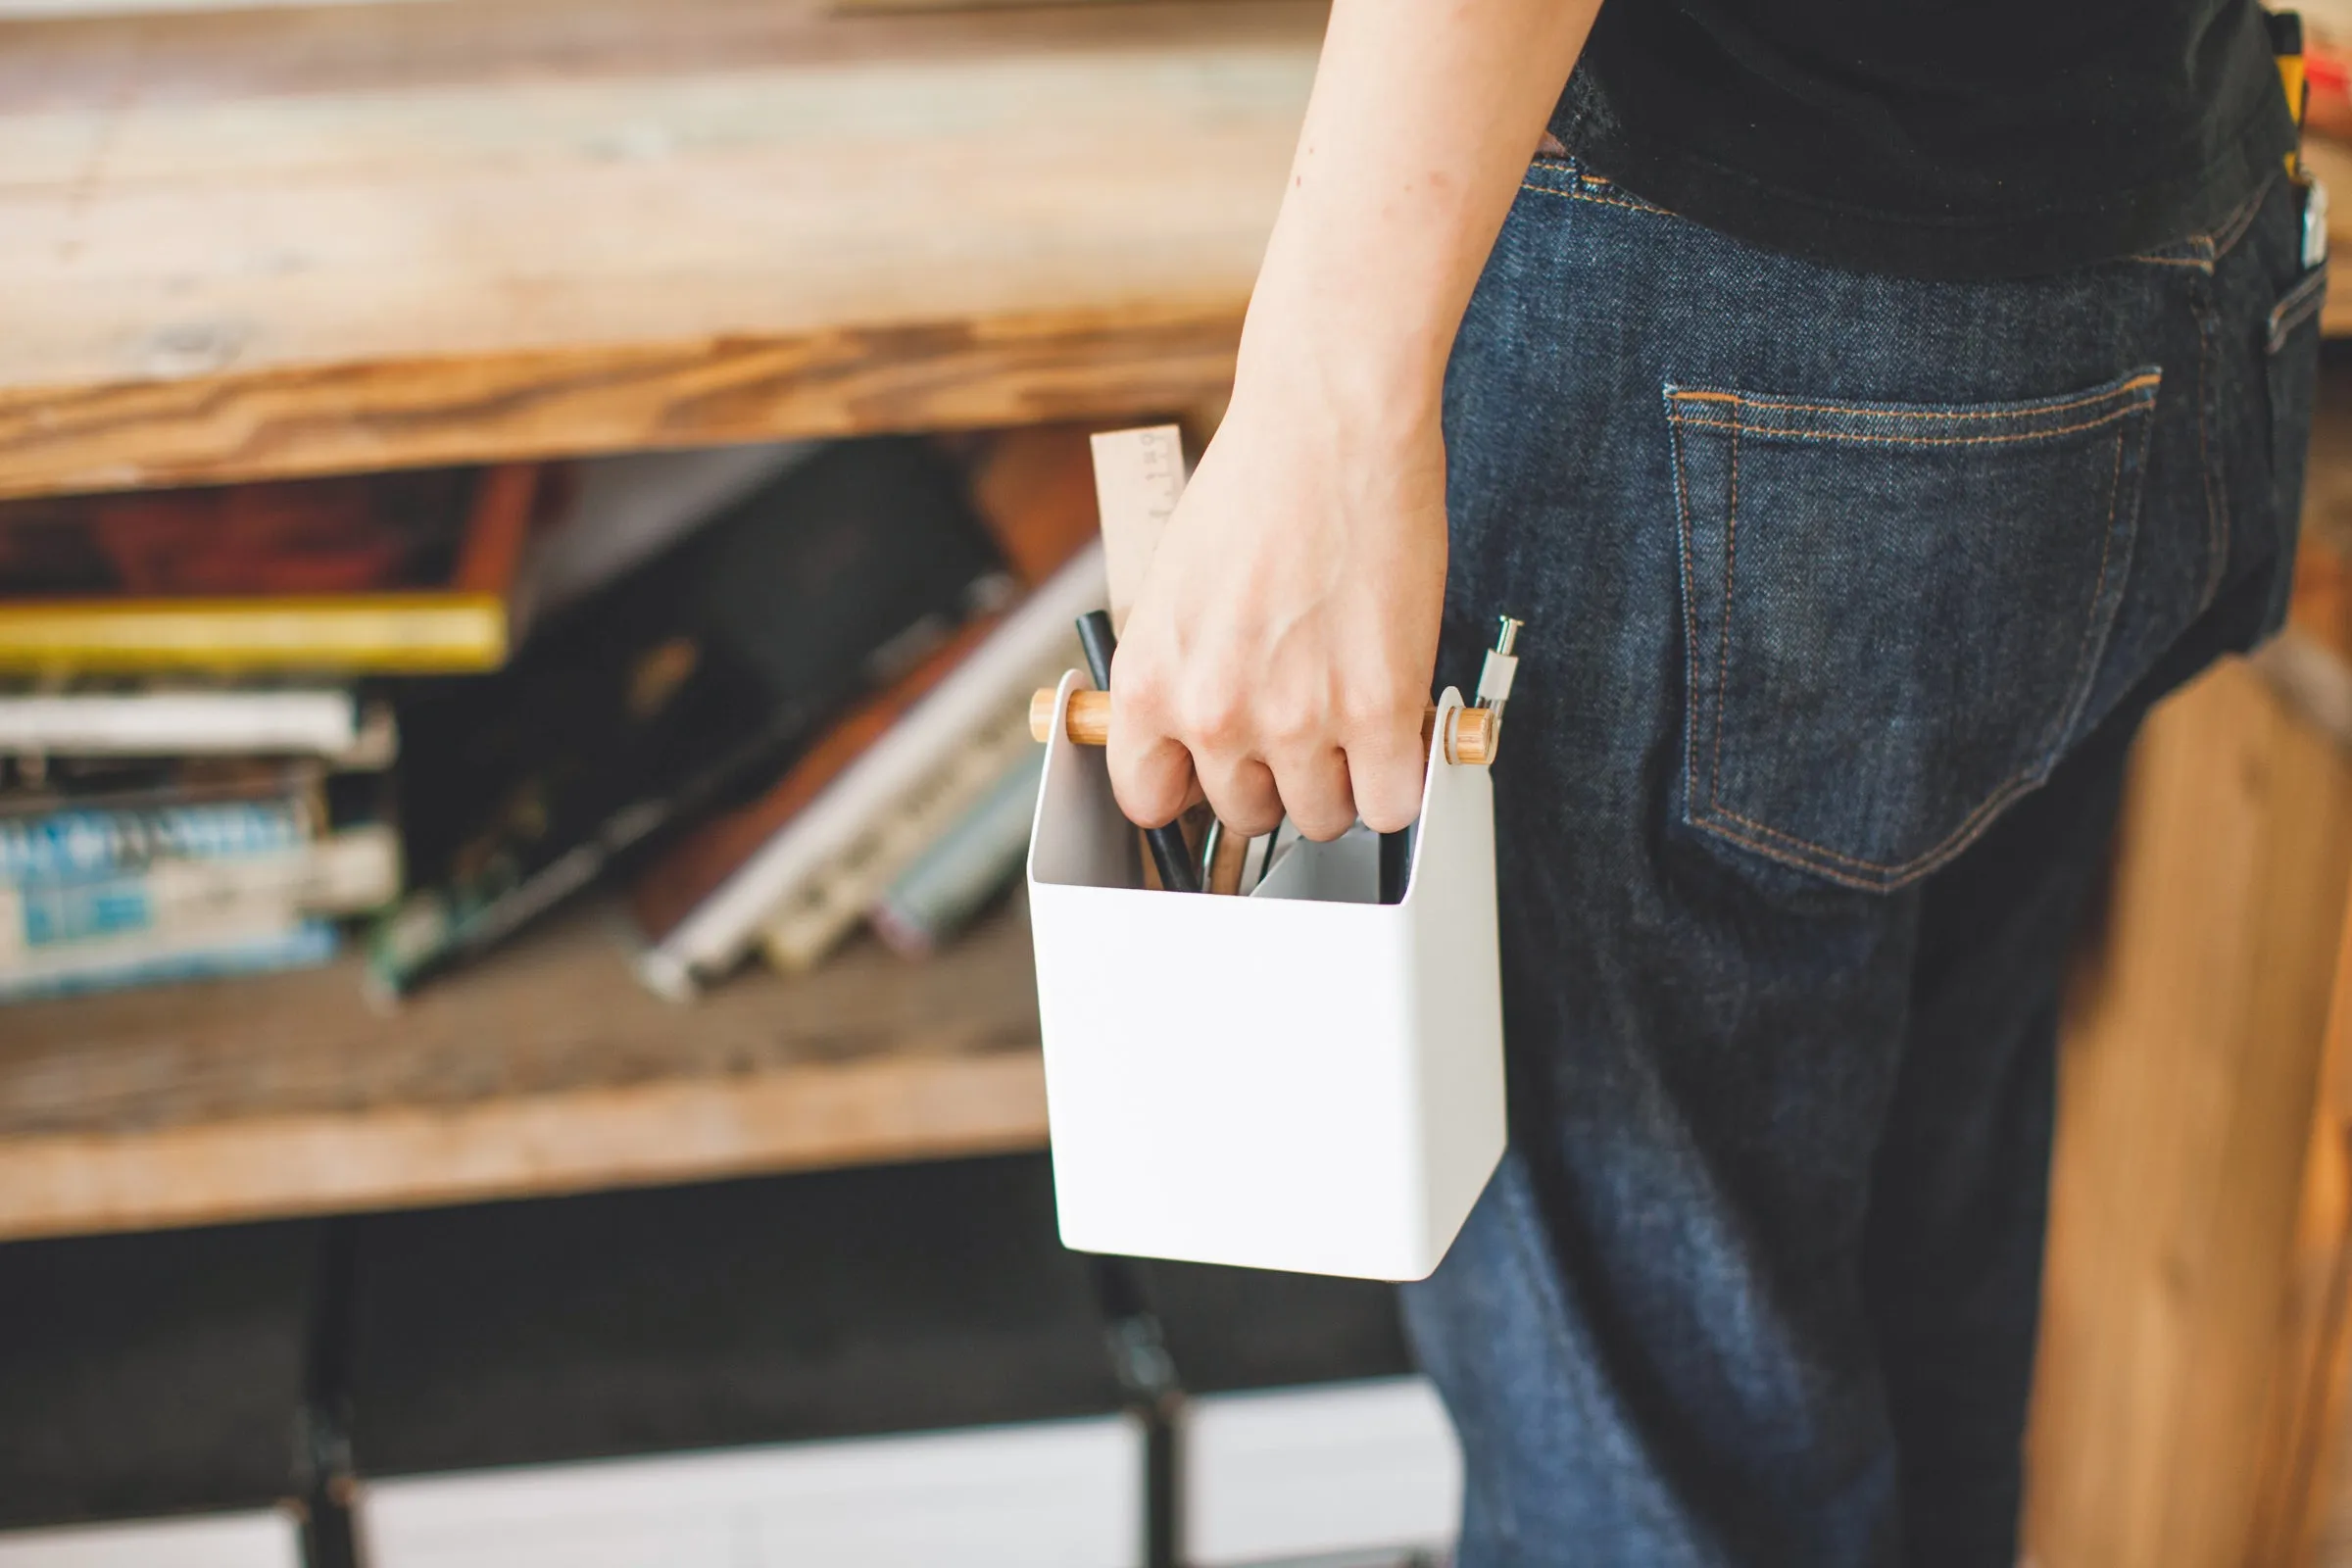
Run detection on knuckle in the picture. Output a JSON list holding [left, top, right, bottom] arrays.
[[1256, 695, 1324, 752], [1337, 687, 1416, 737], [1112, 662, 1174, 725], [1178, 685, 1250, 752]]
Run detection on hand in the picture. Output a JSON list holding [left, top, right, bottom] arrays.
[[1104, 353, 1447, 843], [1096, 0, 1593, 848]]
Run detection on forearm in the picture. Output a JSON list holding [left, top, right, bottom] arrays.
[[1242, 0, 1602, 424], [1107, 0, 1597, 840]]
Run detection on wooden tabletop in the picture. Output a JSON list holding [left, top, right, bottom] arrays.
[[0, 0, 1322, 499], [0, 905, 1047, 1241]]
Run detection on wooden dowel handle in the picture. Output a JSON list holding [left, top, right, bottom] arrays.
[[1028, 687, 1496, 766]]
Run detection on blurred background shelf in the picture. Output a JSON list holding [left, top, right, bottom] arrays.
[[2299, 139, 2352, 334], [0, 902, 1048, 1243], [8, 3, 2352, 1563], [0, 0, 1319, 500]]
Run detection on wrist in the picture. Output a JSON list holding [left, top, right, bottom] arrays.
[[1232, 268, 1451, 443]]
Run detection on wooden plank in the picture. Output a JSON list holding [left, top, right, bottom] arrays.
[[2229, 410, 2352, 1568], [0, 0, 1317, 497], [2241, 893, 2352, 1567], [2025, 362, 2352, 1568], [0, 905, 1048, 1241], [2025, 657, 2352, 1567], [0, 308, 1245, 498]]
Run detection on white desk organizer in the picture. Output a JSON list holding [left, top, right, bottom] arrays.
[[1026, 673, 1506, 1281]]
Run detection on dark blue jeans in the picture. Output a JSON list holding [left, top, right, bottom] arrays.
[[1404, 161, 2326, 1567]]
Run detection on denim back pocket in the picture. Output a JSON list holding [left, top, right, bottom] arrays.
[[1665, 368, 2161, 891]]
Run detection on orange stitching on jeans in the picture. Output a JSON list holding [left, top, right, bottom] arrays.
[[1710, 421, 1740, 811], [2195, 304, 2227, 612], [1668, 407, 1703, 817], [2269, 268, 2329, 351], [1518, 182, 1671, 219], [1529, 158, 1614, 185], [1665, 405, 2144, 447], [2129, 231, 2218, 271], [1684, 398, 2146, 886], [1697, 772, 2045, 889], [1667, 375, 2158, 422], [1691, 817, 1903, 890], [2064, 423, 2128, 722], [2213, 181, 2271, 258], [1705, 761, 2043, 876]]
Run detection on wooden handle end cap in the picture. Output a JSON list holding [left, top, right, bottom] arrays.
[[1028, 686, 1064, 744]]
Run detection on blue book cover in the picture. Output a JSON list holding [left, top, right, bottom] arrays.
[[871, 748, 1042, 956], [0, 919, 338, 1004], [0, 797, 309, 884]]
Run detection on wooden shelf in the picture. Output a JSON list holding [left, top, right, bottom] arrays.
[[0, 0, 1322, 499], [0, 905, 1048, 1242]]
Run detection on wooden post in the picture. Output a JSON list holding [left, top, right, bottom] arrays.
[[2025, 654, 2352, 1567]]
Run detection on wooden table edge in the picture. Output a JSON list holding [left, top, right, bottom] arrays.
[[0, 1046, 1049, 1242], [0, 303, 1246, 501]]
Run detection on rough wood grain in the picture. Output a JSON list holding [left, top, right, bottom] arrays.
[[0, 310, 1248, 503], [0, 0, 1320, 496], [2243, 893, 2352, 1568], [0, 904, 1048, 1240], [2026, 656, 2352, 1568], [2238, 525, 2352, 1568]]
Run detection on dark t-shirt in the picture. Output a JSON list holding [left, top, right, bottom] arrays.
[[1553, 0, 2298, 278]]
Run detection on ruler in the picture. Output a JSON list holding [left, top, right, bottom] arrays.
[[1089, 424, 1187, 634]]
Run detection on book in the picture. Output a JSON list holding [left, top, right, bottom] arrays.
[[0, 681, 392, 762], [0, 464, 549, 674], [869, 744, 1045, 959], [964, 425, 1107, 588], [621, 615, 1001, 972], [519, 441, 818, 620], [1, 824, 399, 930], [754, 690, 1043, 972], [0, 761, 348, 1004], [0, 915, 337, 1004], [0, 791, 316, 883], [0, 757, 394, 1004], [630, 544, 1104, 997], [370, 437, 1011, 997]]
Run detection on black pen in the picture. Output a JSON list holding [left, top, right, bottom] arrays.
[[1074, 611, 1201, 894]]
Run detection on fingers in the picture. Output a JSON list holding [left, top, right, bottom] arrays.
[[1264, 745, 1356, 842], [1127, 735, 1370, 844], [1102, 633, 1426, 847], [1110, 700, 1408, 846], [1105, 725, 1196, 831], [1344, 701, 1428, 834], [1195, 754, 1285, 840]]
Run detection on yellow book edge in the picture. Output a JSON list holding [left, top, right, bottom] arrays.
[[0, 594, 511, 674]]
